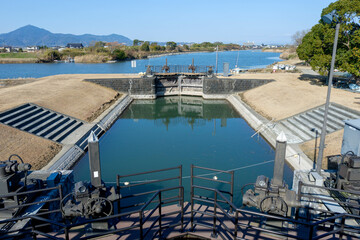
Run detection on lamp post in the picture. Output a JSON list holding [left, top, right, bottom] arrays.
[[316, 10, 340, 174]]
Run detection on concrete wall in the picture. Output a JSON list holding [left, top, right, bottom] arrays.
[[86, 77, 272, 97], [203, 78, 273, 95], [85, 77, 156, 95]]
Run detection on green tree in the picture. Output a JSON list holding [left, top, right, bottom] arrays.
[[133, 39, 142, 46], [41, 50, 61, 62], [150, 42, 161, 51], [94, 41, 106, 48], [297, 0, 360, 80], [112, 49, 126, 60], [166, 41, 177, 50], [140, 41, 150, 51]]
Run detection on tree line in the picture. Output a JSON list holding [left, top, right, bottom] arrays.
[[296, 0, 360, 82]]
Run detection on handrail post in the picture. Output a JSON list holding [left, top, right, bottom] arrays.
[[158, 191, 162, 238], [339, 215, 345, 239], [230, 171, 234, 214], [31, 218, 37, 240], [234, 210, 239, 240], [116, 175, 121, 214], [139, 211, 144, 240], [178, 165, 182, 207], [308, 223, 314, 240], [180, 187, 184, 232], [190, 164, 194, 231], [295, 181, 303, 221], [211, 191, 218, 238], [65, 227, 69, 240]]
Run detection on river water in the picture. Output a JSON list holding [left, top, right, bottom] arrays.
[[0, 50, 282, 79], [72, 97, 293, 205]]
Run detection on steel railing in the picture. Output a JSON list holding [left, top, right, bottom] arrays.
[[116, 165, 182, 213], [147, 65, 212, 74], [0, 184, 63, 239], [297, 181, 360, 214], [23, 186, 184, 240], [190, 184, 360, 239]]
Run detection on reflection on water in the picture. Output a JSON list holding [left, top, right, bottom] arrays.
[[122, 97, 237, 130], [72, 96, 293, 205]]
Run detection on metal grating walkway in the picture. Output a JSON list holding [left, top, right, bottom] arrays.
[[0, 103, 84, 143]]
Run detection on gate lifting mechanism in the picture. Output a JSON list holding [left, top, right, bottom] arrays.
[[0, 155, 31, 218], [60, 131, 119, 229], [242, 132, 300, 216]]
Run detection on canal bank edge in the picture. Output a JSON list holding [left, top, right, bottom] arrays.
[[44, 91, 312, 173], [227, 94, 313, 171], [42, 94, 133, 171]]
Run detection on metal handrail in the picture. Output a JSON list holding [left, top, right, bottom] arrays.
[[191, 164, 234, 212], [191, 185, 360, 240], [297, 181, 360, 215], [116, 165, 182, 213], [27, 186, 184, 240]]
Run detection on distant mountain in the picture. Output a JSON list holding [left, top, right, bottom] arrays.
[[0, 25, 132, 47]]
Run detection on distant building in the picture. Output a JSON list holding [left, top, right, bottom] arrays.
[[0, 46, 12, 52], [66, 43, 84, 49], [243, 41, 255, 47], [26, 46, 40, 52]]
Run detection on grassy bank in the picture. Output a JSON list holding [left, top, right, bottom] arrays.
[[0, 52, 38, 58], [0, 42, 244, 64]]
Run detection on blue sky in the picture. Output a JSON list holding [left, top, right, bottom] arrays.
[[1, 0, 335, 44]]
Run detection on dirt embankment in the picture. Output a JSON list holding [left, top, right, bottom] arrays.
[[0, 124, 62, 170], [0, 74, 134, 169]]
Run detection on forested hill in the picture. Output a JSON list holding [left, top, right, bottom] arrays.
[[0, 25, 132, 47]]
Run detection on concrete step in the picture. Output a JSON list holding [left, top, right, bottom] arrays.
[[329, 104, 360, 120], [46, 119, 77, 140], [4, 108, 43, 125], [306, 112, 340, 131], [312, 109, 345, 127], [13, 110, 50, 128], [30, 115, 64, 134], [280, 121, 311, 141], [320, 108, 349, 124], [0, 105, 36, 122], [75, 125, 103, 150], [0, 103, 31, 119], [298, 115, 333, 134], [38, 118, 70, 137], [54, 122, 84, 142], [286, 118, 314, 139], [22, 112, 57, 131]]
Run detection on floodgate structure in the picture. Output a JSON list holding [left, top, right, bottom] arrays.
[[0, 63, 360, 239]]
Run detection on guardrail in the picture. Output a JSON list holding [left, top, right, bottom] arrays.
[[0, 184, 63, 239], [296, 181, 360, 216], [190, 184, 360, 239], [116, 165, 182, 213], [5, 186, 184, 240], [147, 65, 212, 74]]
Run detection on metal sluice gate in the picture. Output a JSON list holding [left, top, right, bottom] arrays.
[[1, 133, 360, 239]]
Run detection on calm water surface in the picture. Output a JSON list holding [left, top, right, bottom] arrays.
[[72, 97, 293, 205], [0, 50, 282, 79]]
